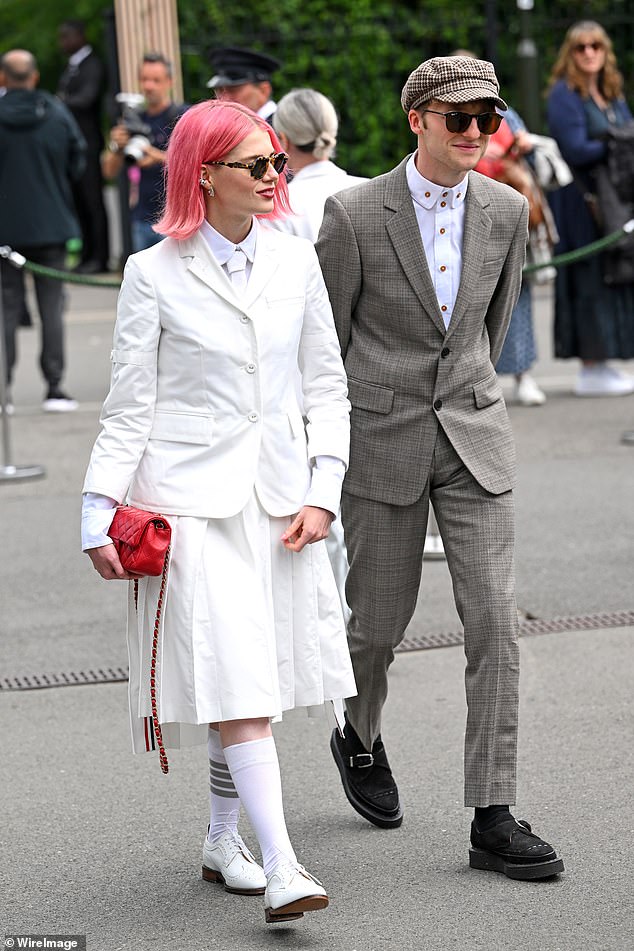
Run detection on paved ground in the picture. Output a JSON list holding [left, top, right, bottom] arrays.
[[1, 279, 633, 950]]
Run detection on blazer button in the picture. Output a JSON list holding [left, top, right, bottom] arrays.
[[434, 399, 443, 411], [441, 347, 450, 358], [240, 315, 249, 323], [248, 412, 259, 422], [246, 363, 256, 373]]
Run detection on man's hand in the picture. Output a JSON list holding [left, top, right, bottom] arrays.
[[281, 506, 334, 552], [136, 142, 167, 168]]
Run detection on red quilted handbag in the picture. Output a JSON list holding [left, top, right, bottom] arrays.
[[108, 505, 172, 774], [108, 506, 171, 576]]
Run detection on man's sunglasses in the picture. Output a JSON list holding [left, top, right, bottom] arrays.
[[573, 41, 602, 53], [421, 109, 503, 135], [203, 152, 288, 180]]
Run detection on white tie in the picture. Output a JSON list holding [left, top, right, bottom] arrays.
[[226, 247, 248, 294]]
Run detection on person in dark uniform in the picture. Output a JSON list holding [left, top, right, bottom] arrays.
[[57, 19, 109, 274], [206, 47, 281, 124]]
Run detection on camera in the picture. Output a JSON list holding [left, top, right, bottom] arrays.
[[115, 93, 153, 165]]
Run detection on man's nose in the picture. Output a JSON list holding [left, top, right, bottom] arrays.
[[462, 116, 482, 138]]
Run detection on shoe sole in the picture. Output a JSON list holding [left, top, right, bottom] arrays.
[[202, 865, 265, 895], [265, 894, 329, 923], [469, 847, 564, 880], [330, 731, 403, 829]]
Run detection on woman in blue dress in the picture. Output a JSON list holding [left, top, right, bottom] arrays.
[[546, 20, 634, 397]]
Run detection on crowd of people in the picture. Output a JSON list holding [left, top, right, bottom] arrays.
[[2, 12, 633, 924]]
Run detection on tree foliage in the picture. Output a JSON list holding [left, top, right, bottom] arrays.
[[2, 0, 633, 176]]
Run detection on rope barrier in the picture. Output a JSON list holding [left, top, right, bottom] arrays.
[[523, 218, 634, 275], [3, 217, 634, 286]]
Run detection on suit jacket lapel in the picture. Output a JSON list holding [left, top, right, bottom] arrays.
[[446, 176, 493, 338], [384, 158, 447, 337], [179, 233, 238, 308], [179, 222, 281, 313], [244, 222, 281, 309]]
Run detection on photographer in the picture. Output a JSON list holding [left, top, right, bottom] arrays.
[[102, 52, 187, 252]]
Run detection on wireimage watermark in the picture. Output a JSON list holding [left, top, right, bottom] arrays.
[[4, 938, 86, 950]]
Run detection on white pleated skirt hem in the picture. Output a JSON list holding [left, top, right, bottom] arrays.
[[126, 492, 356, 755]]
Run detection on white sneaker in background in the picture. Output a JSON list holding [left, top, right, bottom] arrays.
[[515, 374, 546, 406], [574, 364, 634, 397], [42, 388, 78, 412]]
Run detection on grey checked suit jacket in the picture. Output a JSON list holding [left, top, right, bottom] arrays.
[[316, 155, 529, 505]]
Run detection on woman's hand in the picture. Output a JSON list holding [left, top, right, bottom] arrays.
[[86, 543, 142, 580], [281, 506, 334, 553]]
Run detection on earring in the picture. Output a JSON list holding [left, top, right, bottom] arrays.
[[199, 177, 215, 197]]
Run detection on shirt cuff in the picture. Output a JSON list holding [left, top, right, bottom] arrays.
[[81, 493, 119, 550], [304, 455, 345, 518]]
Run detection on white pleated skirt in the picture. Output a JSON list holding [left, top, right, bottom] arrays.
[[127, 491, 357, 755]]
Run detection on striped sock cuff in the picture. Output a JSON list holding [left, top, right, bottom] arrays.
[[209, 758, 239, 799]]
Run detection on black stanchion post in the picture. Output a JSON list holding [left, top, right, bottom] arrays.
[[0, 247, 46, 483], [516, 0, 541, 132]]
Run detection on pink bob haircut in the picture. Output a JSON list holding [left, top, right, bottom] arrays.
[[155, 99, 292, 240]]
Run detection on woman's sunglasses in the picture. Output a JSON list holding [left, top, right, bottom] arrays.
[[204, 152, 288, 180], [573, 41, 603, 53], [422, 109, 503, 135]]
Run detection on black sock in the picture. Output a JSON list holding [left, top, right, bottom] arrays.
[[474, 804, 514, 831]]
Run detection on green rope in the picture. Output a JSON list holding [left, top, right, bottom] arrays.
[[21, 260, 122, 288], [14, 217, 634, 284], [524, 219, 634, 274]]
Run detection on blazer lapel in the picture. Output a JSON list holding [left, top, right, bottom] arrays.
[[244, 222, 281, 310], [179, 233, 238, 309], [446, 177, 493, 338], [384, 159, 447, 337]]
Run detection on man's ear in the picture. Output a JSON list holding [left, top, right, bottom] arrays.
[[408, 109, 424, 135]]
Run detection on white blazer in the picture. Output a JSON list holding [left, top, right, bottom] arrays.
[[83, 223, 350, 519]]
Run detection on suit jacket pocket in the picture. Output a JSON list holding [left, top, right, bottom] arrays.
[[149, 410, 214, 444], [473, 373, 503, 409], [348, 377, 394, 415]]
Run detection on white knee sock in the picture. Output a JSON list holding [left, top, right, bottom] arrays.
[[207, 727, 240, 843], [223, 735, 297, 875]]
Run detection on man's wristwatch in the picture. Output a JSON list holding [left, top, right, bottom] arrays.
[[108, 140, 120, 153]]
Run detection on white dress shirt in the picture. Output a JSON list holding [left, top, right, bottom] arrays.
[[406, 154, 468, 329]]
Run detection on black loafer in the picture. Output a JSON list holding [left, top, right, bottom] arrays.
[[469, 818, 564, 880], [330, 723, 403, 828]]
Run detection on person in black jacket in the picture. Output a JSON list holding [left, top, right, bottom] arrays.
[[0, 49, 86, 412], [57, 19, 109, 274]]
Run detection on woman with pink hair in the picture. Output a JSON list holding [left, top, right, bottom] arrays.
[[81, 100, 354, 923]]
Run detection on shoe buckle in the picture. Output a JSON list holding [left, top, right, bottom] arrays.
[[349, 752, 374, 768]]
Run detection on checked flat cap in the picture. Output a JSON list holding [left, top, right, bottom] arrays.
[[401, 56, 507, 112]]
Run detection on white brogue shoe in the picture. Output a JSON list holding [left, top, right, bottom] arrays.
[[264, 860, 329, 923], [202, 830, 266, 895]]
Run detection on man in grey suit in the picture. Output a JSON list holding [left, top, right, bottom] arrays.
[[316, 56, 563, 880]]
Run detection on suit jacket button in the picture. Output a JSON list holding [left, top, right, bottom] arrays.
[[441, 347, 450, 358], [434, 399, 443, 411]]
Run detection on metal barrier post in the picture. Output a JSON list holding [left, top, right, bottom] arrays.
[[0, 246, 46, 483]]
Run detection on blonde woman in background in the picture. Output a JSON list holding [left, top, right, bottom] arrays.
[[272, 87, 367, 241], [271, 88, 368, 614]]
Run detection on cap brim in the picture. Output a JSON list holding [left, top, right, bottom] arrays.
[[206, 74, 253, 89], [416, 85, 507, 111]]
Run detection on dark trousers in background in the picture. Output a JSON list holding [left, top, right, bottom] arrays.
[[72, 149, 110, 269], [1, 244, 66, 388]]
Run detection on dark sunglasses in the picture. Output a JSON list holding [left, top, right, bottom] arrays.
[[573, 41, 602, 53], [421, 109, 503, 135], [203, 151, 288, 180]]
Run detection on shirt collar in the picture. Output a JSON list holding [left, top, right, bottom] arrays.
[[406, 154, 468, 210], [68, 45, 92, 68], [200, 217, 258, 266]]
